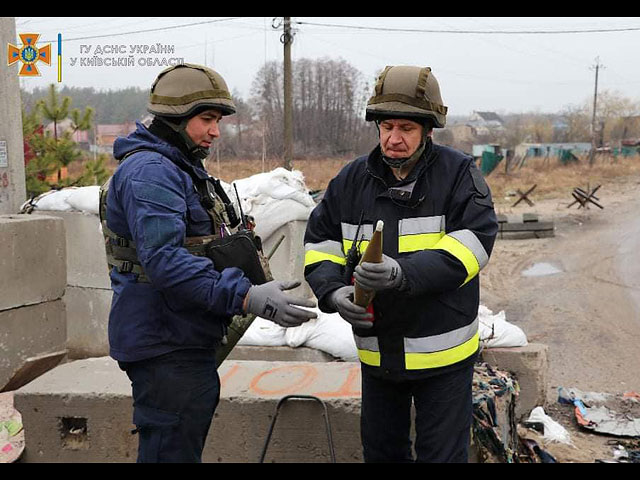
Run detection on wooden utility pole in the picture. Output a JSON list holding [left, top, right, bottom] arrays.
[[589, 57, 604, 166], [282, 17, 294, 171]]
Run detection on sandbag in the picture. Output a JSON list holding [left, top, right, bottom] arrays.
[[284, 310, 358, 361], [237, 308, 359, 362], [65, 186, 100, 214], [236, 317, 286, 347], [478, 305, 528, 348]]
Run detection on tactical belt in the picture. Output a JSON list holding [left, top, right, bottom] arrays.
[[102, 221, 213, 283], [103, 226, 267, 285]]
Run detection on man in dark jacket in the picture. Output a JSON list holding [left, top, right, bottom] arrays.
[[304, 65, 498, 462], [104, 63, 316, 462]]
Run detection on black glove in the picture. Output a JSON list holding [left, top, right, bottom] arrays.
[[244, 280, 317, 327], [329, 285, 373, 329]]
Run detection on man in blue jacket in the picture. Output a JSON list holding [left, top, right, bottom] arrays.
[[102, 63, 317, 462], [304, 66, 498, 462]]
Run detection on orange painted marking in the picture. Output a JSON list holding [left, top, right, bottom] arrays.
[[219, 364, 241, 387], [249, 365, 318, 396], [314, 365, 361, 398]]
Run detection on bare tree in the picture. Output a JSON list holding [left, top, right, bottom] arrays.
[[250, 57, 372, 158]]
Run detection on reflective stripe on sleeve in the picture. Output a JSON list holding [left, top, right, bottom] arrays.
[[304, 240, 346, 267], [398, 216, 445, 253], [432, 229, 489, 285]]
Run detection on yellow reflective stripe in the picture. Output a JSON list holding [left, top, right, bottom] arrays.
[[358, 349, 381, 367], [398, 232, 444, 253], [343, 239, 370, 255], [304, 250, 347, 267], [405, 332, 479, 370], [433, 234, 480, 285]]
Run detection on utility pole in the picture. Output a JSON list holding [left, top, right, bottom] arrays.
[[0, 17, 26, 213], [282, 17, 294, 171], [589, 57, 604, 166]]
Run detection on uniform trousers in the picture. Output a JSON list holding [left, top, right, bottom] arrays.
[[119, 349, 220, 463], [360, 361, 474, 463]]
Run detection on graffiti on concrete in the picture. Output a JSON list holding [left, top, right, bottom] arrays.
[[220, 362, 362, 398]]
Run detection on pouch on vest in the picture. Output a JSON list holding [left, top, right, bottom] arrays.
[[202, 230, 268, 285]]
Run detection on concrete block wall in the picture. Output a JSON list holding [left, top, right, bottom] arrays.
[[38, 211, 112, 359], [0, 214, 67, 389], [14, 352, 528, 463], [14, 357, 363, 463]]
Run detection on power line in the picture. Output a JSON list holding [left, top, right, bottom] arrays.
[[294, 20, 640, 35], [39, 17, 244, 43]]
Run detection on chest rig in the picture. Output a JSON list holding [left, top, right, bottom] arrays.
[[99, 150, 241, 283]]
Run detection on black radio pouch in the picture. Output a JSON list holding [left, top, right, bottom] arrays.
[[204, 230, 268, 285]]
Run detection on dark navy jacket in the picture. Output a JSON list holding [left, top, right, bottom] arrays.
[[304, 141, 498, 379], [107, 123, 251, 362]]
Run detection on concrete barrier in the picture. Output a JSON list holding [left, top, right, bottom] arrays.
[[481, 343, 549, 420], [261, 219, 313, 299], [14, 357, 363, 463], [0, 300, 67, 389], [0, 215, 68, 390], [37, 212, 112, 359], [227, 345, 337, 363], [63, 286, 112, 359], [14, 354, 527, 463], [0, 214, 66, 310]]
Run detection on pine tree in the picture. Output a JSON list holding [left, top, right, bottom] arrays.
[[23, 85, 103, 196], [36, 84, 94, 182]]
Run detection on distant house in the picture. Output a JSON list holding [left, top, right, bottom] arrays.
[[435, 123, 477, 154], [96, 123, 136, 147], [468, 111, 505, 135], [92, 122, 137, 154], [44, 118, 90, 146]]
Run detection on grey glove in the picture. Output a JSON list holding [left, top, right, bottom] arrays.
[[354, 254, 403, 292], [244, 280, 317, 327], [329, 285, 373, 329]]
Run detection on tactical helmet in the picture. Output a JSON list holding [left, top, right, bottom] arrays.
[[148, 63, 236, 118], [365, 66, 447, 128]]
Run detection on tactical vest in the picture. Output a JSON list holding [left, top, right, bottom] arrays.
[[99, 150, 237, 283]]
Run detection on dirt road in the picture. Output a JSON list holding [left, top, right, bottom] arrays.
[[481, 174, 640, 461]]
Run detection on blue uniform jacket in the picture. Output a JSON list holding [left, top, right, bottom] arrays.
[[107, 122, 252, 362]]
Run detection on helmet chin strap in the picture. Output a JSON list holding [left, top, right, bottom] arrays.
[[156, 116, 211, 161]]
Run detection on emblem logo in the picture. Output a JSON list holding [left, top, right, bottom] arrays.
[[7, 33, 51, 76]]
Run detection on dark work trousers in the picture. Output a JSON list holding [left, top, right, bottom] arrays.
[[360, 362, 474, 463], [118, 349, 220, 463]]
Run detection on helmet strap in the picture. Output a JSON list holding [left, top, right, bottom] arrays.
[[376, 120, 431, 169], [155, 116, 211, 161]]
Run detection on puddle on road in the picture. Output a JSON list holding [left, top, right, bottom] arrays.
[[521, 262, 563, 277]]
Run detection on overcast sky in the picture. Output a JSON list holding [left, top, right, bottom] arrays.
[[11, 17, 640, 117]]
